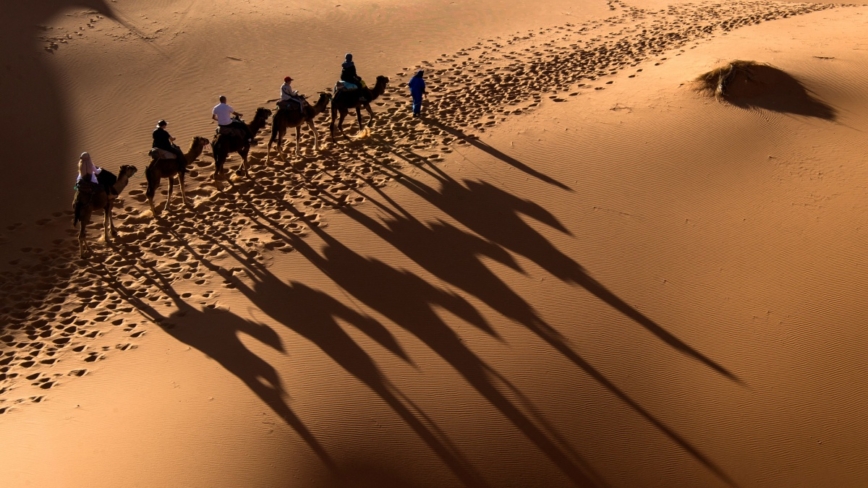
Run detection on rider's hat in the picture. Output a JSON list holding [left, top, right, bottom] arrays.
[[284, 76, 293, 83], [157, 119, 167, 127]]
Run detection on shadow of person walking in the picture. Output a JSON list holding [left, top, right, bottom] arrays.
[[420, 119, 574, 192]]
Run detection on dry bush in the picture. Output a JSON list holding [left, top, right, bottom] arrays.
[[695, 60, 764, 98]]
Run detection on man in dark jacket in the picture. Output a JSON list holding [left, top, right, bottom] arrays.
[[340, 53, 362, 87], [152, 120, 185, 161]]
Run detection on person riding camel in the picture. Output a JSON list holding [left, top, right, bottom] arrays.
[[277, 76, 304, 112], [337, 53, 367, 100], [212, 95, 253, 143], [77, 152, 101, 187], [73, 151, 103, 221], [151, 120, 186, 161]]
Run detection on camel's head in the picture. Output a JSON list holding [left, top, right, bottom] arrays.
[[254, 107, 272, 122], [120, 165, 138, 178], [376, 75, 390, 87], [318, 92, 333, 103], [193, 136, 210, 147]]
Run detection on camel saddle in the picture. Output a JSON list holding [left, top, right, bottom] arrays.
[[216, 120, 249, 139], [277, 95, 307, 112], [72, 178, 104, 226], [149, 147, 177, 160], [334, 80, 361, 92]]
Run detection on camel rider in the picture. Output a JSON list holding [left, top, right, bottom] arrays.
[[338, 53, 366, 93], [212, 95, 253, 143], [73, 152, 103, 218], [152, 120, 185, 161], [278, 76, 304, 112], [77, 152, 101, 187]]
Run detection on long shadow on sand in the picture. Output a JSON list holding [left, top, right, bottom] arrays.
[[91, 243, 335, 471], [325, 174, 737, 486], [115, 160, 739, 485], [212, 158, 739, 486], [380, 145, 740, 385], [240, 203, 608, 487], [421, 119, 573, 191], [173, 222, 493, 487], [190, 177, 610, 486]]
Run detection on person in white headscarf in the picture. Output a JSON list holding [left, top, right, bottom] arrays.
[[73, 152, 104, 223], [77, 152, 101, 185]]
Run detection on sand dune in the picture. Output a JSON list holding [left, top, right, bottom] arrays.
[[2, 1, 868, 487]]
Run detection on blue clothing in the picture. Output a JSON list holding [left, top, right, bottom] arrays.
[[409, 75, 425, 115], [412, 93, 423, 116], [408, 76, 425, 96]]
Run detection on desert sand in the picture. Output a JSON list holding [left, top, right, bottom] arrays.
[[2, 0, 868, 487]]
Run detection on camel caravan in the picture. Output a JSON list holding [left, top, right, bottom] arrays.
[[71, 54, 406, 258]]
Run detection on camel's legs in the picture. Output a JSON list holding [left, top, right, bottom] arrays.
[[337, 108, 352, 139], [104, 203, 113, 242], [109, 203, 119, 237], [167, 177, 175, 212], [78, 217, 89, 258], [307, 120, 320, 151], [294, 126, 302, 157], [276, 133, 287, 162], [106, 200, 118, 237], [213, 155, 226, 180], [266, 127, 284, 165], [355, 107, 364, 133], [364, 103, 375, 127], [148, 195, 158, 215], [178, 174, 188, 206], [237, 149, 250, 177]]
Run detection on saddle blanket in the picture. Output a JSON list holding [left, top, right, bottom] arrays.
[[149, 148, 176, 160]]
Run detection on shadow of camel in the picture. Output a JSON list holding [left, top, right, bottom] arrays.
[[171, 225, 493, 487], [216, 248, 487, 487], [376, 151, 740, 385], [232, 201, 610, 487], [91, 244, 335, 471], [325, 178, 738, 487]]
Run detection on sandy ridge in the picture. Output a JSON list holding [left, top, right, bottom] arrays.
[[0, 0, 849, 415]]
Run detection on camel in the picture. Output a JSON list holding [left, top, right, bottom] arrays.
[[145, 136, 210, 215], [265, 92, 331, 163], [330, 75, 389, 142], [211, 107, 271, 179], [73, 165, 138, 258]]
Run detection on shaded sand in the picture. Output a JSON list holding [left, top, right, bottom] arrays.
[[3, 1, 868, 487]]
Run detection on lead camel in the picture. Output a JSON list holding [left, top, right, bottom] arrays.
[[329, 76, 389, 142]]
